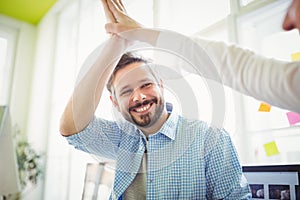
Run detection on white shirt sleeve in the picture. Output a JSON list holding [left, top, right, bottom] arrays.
[[156, 30, 300, 113]]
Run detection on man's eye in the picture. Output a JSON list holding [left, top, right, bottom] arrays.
[[121, 90, 132, 96], [141, 83, 153, 88]]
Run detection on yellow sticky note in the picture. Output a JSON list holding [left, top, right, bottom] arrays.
[[258, 102, 271, 112], [291, 52, 300, 61], [264, 141, 280, 157]]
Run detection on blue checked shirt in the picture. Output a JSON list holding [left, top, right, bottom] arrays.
[[66, 109, 251, 200]]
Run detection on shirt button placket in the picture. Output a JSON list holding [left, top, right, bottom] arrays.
[[112, 191, 117, 200], [139, 144, 144, 152]]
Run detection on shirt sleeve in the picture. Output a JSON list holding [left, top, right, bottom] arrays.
[[203, 127, 251, 199], [65, 116, 122, 160], [156, 30, 300, 113]]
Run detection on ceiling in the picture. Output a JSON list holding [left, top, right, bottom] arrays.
[[0, 0, 57, 25]]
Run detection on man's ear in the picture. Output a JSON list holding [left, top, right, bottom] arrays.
[[158, 79, 165, 96], [159, 79, 164, 89], [110, 95, 120, 111]]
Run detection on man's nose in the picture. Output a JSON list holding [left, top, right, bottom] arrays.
[[132, 89, 146, 102]]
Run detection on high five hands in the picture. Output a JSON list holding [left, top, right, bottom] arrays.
[[102, 0, 300, 34], [101, 0, 143, 34]]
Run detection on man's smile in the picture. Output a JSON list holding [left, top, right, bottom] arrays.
[[134, 103, 152, 113], [129, 98, 157, 114]]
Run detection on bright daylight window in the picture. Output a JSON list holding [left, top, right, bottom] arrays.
[[156, 0, 230, 35], [0, 37, 8, 105]]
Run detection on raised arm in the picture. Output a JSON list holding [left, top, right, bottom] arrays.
[[59, 0, 130, 136], [154, 32, 300, 113], [104, 0, 300, 114]]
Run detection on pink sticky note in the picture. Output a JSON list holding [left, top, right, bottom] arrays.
[[286, 112, 300, 125]]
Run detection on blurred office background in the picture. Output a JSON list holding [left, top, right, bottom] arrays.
[[0, 0, 299, 199]]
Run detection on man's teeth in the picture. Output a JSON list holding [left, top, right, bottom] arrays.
[[135, 104, 150, 113]]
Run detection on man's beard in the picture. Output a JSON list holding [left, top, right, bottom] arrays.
[[128, 98, 164, 127]]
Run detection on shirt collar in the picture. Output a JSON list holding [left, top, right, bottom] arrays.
[[127, 102, 179, 140], [155, 102, 178, 141]]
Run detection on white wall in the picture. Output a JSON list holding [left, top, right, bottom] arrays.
[[0, 15, 36, 139], [25, 5, 59, 200], [0, 13, 41, 199]]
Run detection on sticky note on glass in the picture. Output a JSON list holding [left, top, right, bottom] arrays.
[[264, 141, 279, 157], [258, 102, 271, 112], [291, 52, 300, 61], [286, 112, 300, 125]]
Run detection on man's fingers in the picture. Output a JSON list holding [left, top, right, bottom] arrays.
[[105, 0, 142, 34], [108, 0, 121, 13], [101, 0, 116, 23], [117, 0, 127, 13], [107, 0, 124, 21], [107, 0, 120, 19], [114, 0, 126, 13], [111, 0, 122, 12]]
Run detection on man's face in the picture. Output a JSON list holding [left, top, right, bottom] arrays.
[[111, 62, 165, 127]]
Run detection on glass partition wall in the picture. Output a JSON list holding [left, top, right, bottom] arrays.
[[232, 0, 300, 165]]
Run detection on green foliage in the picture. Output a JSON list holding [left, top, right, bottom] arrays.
[[15, 140, 42, 189], [13, 125, 43, 189]]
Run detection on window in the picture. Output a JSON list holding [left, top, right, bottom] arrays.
[[155, 0, 230, 35], [0, 37, 8, 104], [0, 26, 17, 105], [236, 0, 300, 165]]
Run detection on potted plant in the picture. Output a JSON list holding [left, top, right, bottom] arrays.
[[4, 126, 43, 200]]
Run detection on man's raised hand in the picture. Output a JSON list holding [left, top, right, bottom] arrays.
[[102, 0, 143, 34]]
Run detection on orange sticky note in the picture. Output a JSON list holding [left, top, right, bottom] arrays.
[[264, 141, 279, 157], [258, 102, 271, 112], [291, 52, 300, 61], [286, 112, 300, 126]]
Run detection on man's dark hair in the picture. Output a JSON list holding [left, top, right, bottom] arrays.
[[106, 52, 149, 93]]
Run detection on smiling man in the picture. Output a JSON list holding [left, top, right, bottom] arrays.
[[107, 54, 168, 136], [60, 51, 251, 199], [59, 0, 252, 199]]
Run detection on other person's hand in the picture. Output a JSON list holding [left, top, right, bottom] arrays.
[[101, 0, 143, 34]]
